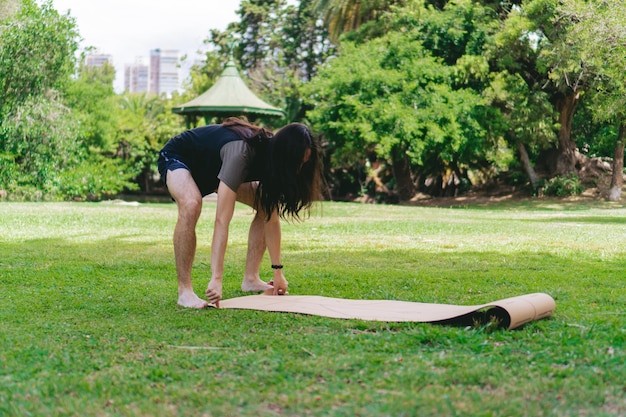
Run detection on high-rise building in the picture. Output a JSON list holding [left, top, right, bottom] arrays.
[[149, 49, 179, 97], [85, 53, 113, 68], [124, 58, 149, 93]]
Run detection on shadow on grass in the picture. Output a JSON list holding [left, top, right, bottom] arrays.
[[403, 195, 626, 211], [525, 216, 626, 224]]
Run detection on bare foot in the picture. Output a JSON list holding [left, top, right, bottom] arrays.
[[206, 279, 223, 307], [178, 291, 209, 309], [241, 275, 273, 293]]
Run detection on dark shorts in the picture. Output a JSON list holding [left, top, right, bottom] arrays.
[[157, 151, 190, 187]]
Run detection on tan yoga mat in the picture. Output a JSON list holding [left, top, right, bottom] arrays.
[[219, 292, 556, 330]]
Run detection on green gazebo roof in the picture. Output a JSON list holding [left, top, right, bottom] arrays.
[[172, 58, 285, 121]]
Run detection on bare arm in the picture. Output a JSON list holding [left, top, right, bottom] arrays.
[[211, 181, 237, 279], [265, 210, 288, 295]]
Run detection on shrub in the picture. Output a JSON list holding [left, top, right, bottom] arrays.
[[55, 158, 139, 201], [542, 173, 584, 197]]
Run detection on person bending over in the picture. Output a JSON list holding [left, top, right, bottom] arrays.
[[157, 117, 323, 308]]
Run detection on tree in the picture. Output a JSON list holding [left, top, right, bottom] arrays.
[[198, 0, 334, 124], [484, 72, 557, 188], [307, 0, 533, 199], [0, 0, 81, 198], [313, 0, 405, 42], [0, 1, 161, 199], [304, 29, 489, 200], [282, 0, 334, 82], [64, 58, 118, 153], [555, 0, 626, 200], [115, 93, 184, 193], [528, 0, 591, 175], [0, 0, 78, 116], [233, 0, 289, 71], [492, 0, 625, 181], [1, 95, 82, 196]]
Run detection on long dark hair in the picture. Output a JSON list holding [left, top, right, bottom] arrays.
[[221, 118, 323, 221], [256, 123, 323, 221], [221, 117, 272, 142]]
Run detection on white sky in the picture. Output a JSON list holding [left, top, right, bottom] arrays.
[[50, 0, 243, 93]]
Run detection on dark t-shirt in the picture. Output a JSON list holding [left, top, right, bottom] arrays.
[[159, 125, 261, 196]]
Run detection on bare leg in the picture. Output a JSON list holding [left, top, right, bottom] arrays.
[[236, 183, 273, 292], [241, 211, 273, 292], [167, 169, 208, 308]]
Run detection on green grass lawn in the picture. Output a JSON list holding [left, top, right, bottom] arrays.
[[1, 199, 625, 417]]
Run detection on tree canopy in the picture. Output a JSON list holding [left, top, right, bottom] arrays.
[[0, 0, 623, 202]]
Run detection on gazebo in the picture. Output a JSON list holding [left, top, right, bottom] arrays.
[[172, 57, 285, 127]]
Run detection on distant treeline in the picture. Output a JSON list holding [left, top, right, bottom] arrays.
[[1, 0, 624, 202]]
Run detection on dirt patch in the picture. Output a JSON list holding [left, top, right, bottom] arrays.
[[400, 184, 624, 208]]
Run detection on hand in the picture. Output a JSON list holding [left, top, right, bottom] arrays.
[[206, 279, 223, 307], [268, 273, 288, 296]]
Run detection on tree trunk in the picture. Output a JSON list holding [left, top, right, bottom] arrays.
[[390, 146, 415, 201], [553, 92, 580, 175], [517, 142, 541, 187], [608, 123, 625, 201]]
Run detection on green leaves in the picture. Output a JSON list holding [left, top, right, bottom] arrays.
[[304, 27, 489, 196], [0, 1, 179, 200], [1, 95, 80, 189], [0, 0, 78, 113], [558, 0, 626, 123]]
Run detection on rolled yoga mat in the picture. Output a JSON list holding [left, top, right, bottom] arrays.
[[218, 292, 556, 330]]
